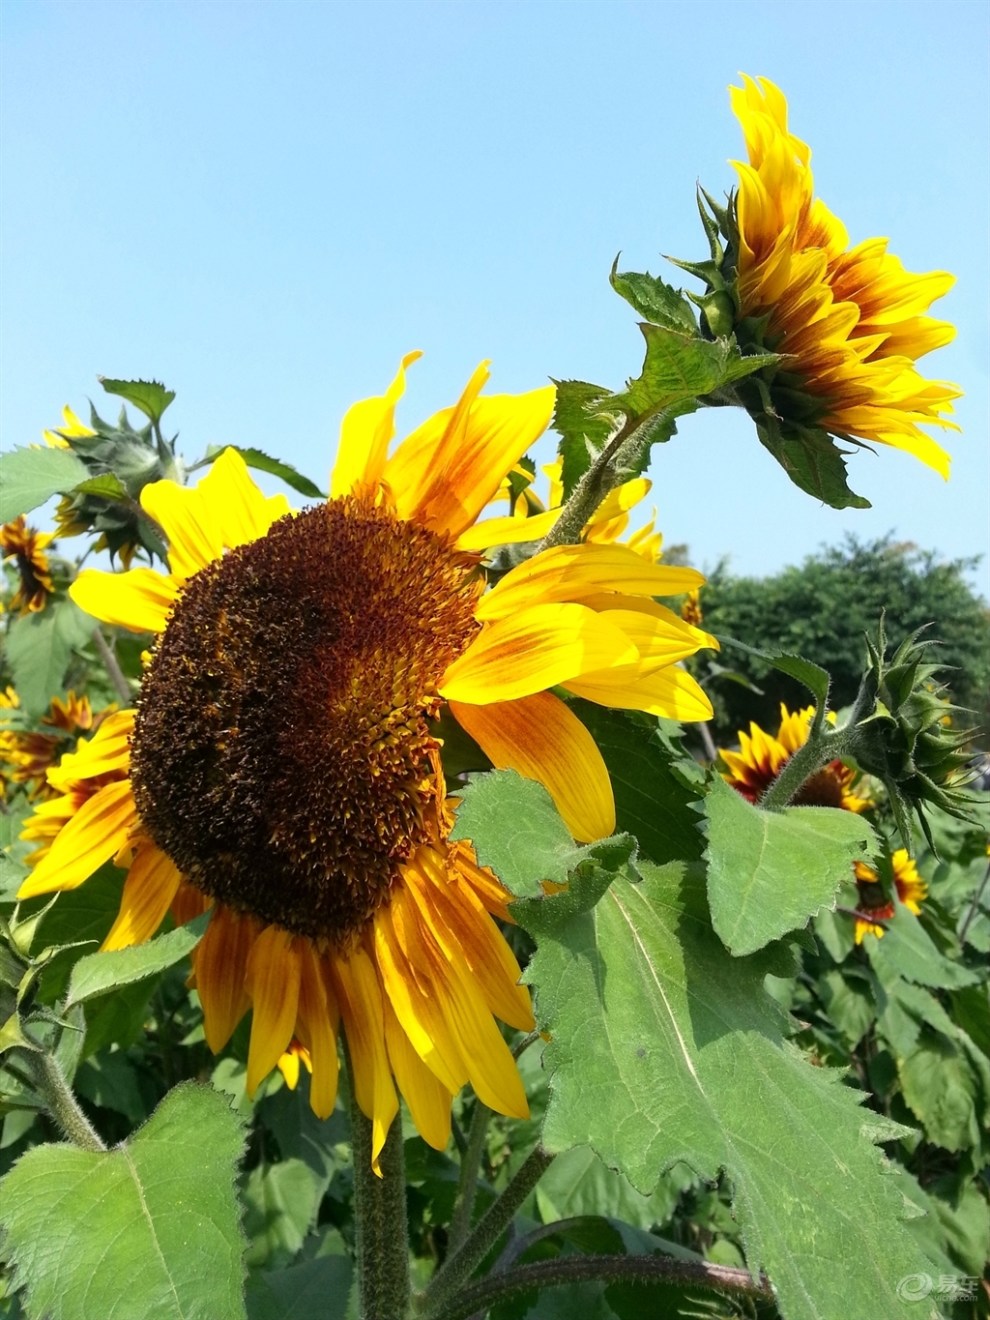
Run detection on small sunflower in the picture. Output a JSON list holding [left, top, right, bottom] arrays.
[[728, 75, 960, 477], [720, 702, 872, 812], [0, 516, 56, 614], [0, 691, 106, 801], [19, 356, 716, 1166], [852, 849, 927, 943]]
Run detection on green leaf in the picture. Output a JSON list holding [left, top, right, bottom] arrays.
[[71, 473, 128, 501], [64, 914, 209, 1008], [704, 775, 876, 955], [569, 704, 705, 865], [518, 859, 932, 1320], [451, 769, 623, 898], [552, 380, 617, 499], [614, 324, 775, 420], [755, 417, 871, 511], [715, 637, 831, 711], [246, 1254, 353, 1320], [243, 1158, 324, 1268], [898, 1029, 990, 1153], [205, 445, 325, 500], [98, 377, 175, 424], [609, 264, 698, 334], [5, 599, 96, 717], [535, 1145, 697, 1231], [866, 899, 982, 990], [0, 448, 89, 523], [0, 1082, 247, 1320]]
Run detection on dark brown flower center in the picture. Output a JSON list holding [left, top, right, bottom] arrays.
[[130, 498, 481, 944], [792, 763, 846, 810]]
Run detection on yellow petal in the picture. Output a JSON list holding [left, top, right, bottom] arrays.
[[47, 709, 134, 791], [101, 845, 182, 950], [454, 506, 560, 552], [246, 926, 302, 1096], [331, 351, 423, 497], [71, 568, 179, 633], [383, 996, 453, 1152], [198, 447, 293, 547], [449, 692, 615, 842], [296, 943, 340, 1119], [330, 945, 398, 1172], [478, 544, 705, 622], [565, 663, 714, 722], [597, 608, 714, 669], [195, 907, 255, 1052], [440, 603, 639, 704], [18, 779, 137, 898]]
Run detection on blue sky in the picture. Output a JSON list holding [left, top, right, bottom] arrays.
[[2, 0, 987, 594]]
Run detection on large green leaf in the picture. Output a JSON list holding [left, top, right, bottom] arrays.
[[0, 447, 89, 523], [516, 860, 937, 1320], [552, 380, 617, 498], [704, 775, 876, 955], [614, 324, 775, 421], [608, 264, 698, 334], [65, 914, 209, 1008], [0, 1083, 247, 1320], [99, 377, 175, 424], [755, 416, 871, 511], [4, 599, 96, 717], [246, 1253, 353, 1320], [866, 898, 982, 990]]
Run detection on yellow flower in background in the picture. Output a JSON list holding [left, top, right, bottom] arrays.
[[730, 75, 960, 477], [0, 691, 108, 802], [852, 849, 927, 943], [720, 703, 872, 812], [0, 516, 56, 614], [19, 355, 716, 1167], [42, 404, 96, 450]]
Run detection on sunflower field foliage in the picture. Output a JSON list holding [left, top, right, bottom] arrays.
[[1, 77, 988, 1320]]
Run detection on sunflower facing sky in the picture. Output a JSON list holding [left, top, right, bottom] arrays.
[[720, 703, 871, 813], [18, 355, 716, 1167], [729, 75, 961, 477]]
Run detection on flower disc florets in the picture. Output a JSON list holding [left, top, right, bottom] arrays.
[[131, 496, 482, 944]]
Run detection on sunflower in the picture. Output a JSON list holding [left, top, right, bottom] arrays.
[[0, 516, 56, 614], [0, 690, 106, 801], [729, 75, 960, 477], [852, 849, 927, 943], [720, 702, 871, 812], [19, 356, 716, 1167]]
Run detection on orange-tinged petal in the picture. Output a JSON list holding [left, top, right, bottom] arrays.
[[101, 844, 182, 950], [246, 926, 302, 1096], [18, 779, 137, 898], [71, 568, 179, 633], [331, 351, 423, 498], [46, 709, 134, 791], [449, 692, 615, 842], [383, 996, 452, 1152], [478, 544, 705, 621], [195, 907, 255, 1052], [296, 943, 340, 1119], [330, 945, 398, 1172], [440, 603, 639, 704]]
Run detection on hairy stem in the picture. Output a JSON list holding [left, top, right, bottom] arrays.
[[25, 1049, 105, 1152], [759, 726, 852, 812], [537, 418, 636, 551], [447, 1100, 492, 1253]]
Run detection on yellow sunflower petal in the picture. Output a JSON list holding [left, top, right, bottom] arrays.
[[565, 663, 714, 722], [71, 568, 179, 633], [197, 447, 293, 547], [195, 907, 255, 1053], [454, 506, 561, 552], [449, 692, 615, 842], [477, 544, 705, 622], [330, 945, 398, 1172], [246, 925, 302, 1096], [17, 779, 137, 898], [440, 603, 639, 705], [101, 844, 182, 951], [331, 351, 423, 498], [296, 943, 340, 1119], [383, 996, 453, 1152]]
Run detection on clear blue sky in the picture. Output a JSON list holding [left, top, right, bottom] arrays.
[[2, 0, 987, 595]]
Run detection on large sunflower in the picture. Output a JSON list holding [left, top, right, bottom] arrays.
[[19, 356, 715, 1166], [730, 75, 960, 477], [720, 702, 871, 812]]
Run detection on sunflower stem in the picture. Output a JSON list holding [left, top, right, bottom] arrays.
[[420, 1145, 553, 1316], [25, 1048, 105, 1153], [91, 628, 132, 705], [346, 1071, 411, 1320], [423, 1252, 773, 1320], [537, 417, 637, 551], [447, 1099, 491, 1253], [758, 726, 852, 812]]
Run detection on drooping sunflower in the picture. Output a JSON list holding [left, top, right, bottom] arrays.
[[852, 849, 927, 943], [19, 356, 716, 1166], [0, 516, 56, 614], [720, 702, 872, 812], [729, 75, 960, 476]]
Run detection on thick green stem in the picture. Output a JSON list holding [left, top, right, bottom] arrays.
[[26, 1049, 105, 1152], [447, 1100, 491, 1252], [427, 1252, 773, 1320], [347, 1068, 411, 1320], [759, 726, 853, 812], [91, 629, 131, 705], [421, 1145, 553, 1315], [537, 418, 636, 552]]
